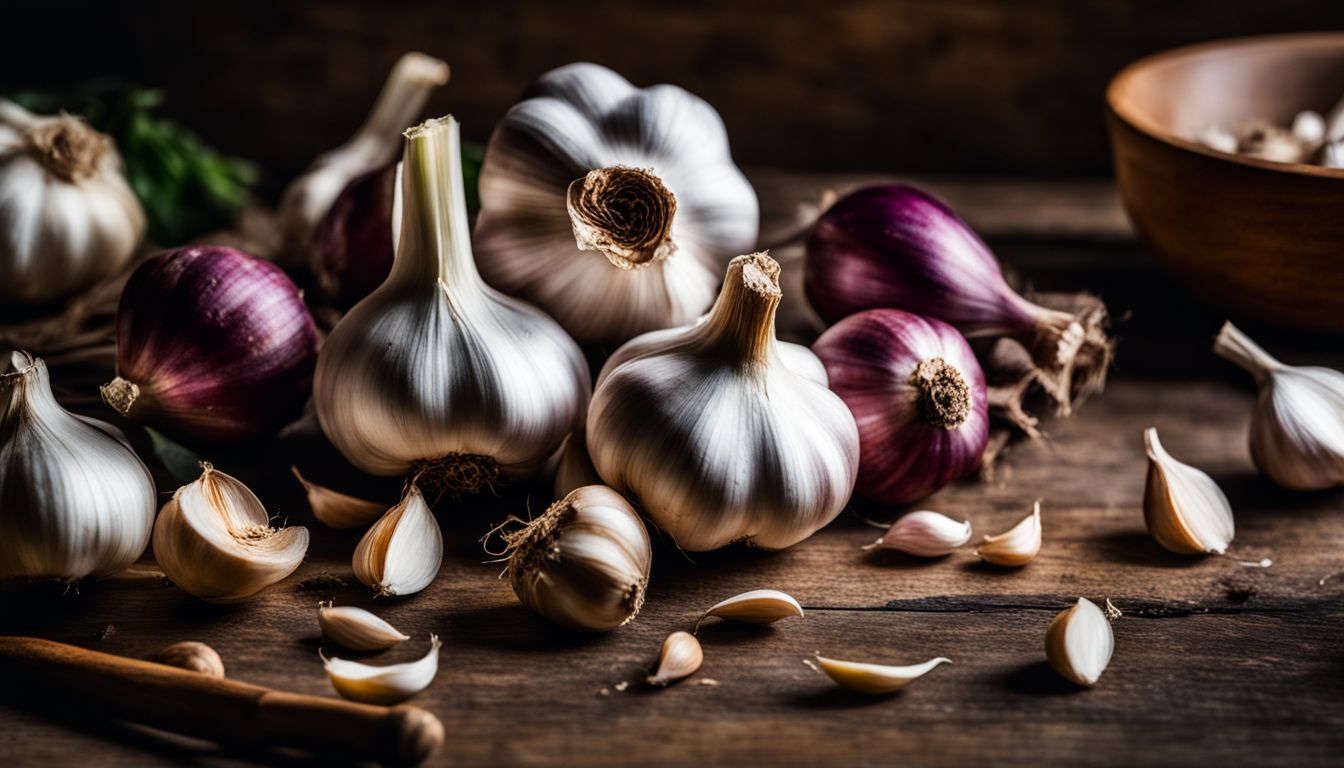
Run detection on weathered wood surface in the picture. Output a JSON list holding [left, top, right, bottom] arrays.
[[2, 176, 1342, 767]]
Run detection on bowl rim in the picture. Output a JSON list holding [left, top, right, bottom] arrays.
[[1106, 32, 1344, 180]]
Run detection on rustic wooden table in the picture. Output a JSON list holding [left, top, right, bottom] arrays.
[[1, 173, 1341, 768]]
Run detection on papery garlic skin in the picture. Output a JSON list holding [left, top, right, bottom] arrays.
[[0, 352, 155, 581], [0, 100, 145, 305], [353, 485, 443, 597], [1213, 322, 1344, 490], [1143, 428, 1234, 555], [474, 62, 759, 345], [870, 511, 972, 558], [1045, 598, 1113, 687], [588, 253, 859, 552], [323, 634, 441, 705], [152, 464, 309, 603], [315, 116, 590, 484]]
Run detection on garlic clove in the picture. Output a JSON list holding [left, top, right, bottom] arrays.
[[152, 463, 309, 603], [813, 655, 950, 695], [318, 601, 411, 651], [1044, 598, 1114, 687], [974, 501, 1042, 566], [323, 634, 441, 705], [1143, 428, 1235, 555], [695, 589, 803, 631], [867, 510, 972, 557], [646, 631, 703, 687], [353, 485, 443, 597], [292, 466, 385, 530], [147, 641, 225, 678], [553, 430, 601, 499]]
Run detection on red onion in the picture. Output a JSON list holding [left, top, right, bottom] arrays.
[[313, 164, 397, 309], [806, 185, 1111, 412], [813, 308, 988, 505], [100, 246, 319, 444]]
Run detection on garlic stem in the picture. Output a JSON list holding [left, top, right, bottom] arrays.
[[694, 252, 782, 369], [396, 117, 485, 292], [1213, 321, 1283, 386]]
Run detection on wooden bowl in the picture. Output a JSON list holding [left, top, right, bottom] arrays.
[[1106, 33, 1344, 333]]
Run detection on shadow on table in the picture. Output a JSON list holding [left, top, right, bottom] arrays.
[[1004, 661, 1087, 695], [445, 603, 608, 651], [1086, 531, 1206, 568], [786, 686, 906, 709]]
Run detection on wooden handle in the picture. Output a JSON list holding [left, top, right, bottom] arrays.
[[0, 637, 443, 767]]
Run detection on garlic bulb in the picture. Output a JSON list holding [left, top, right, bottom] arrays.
[[588, 252, 859, 551], [315, 115, 590, 486], [647, 631, 703, 686], [696, 589, 803, 630], [318, 601, 410, 651], [1044, 598, 1113, 687], [0, 100, 145, 305], [503, 485, 651, 631], [0, 351, 155, 581], [1213, 322, 1344, 490], [152, 464, 309, 603], [865, 510, 972, 558], [323, 634, 441, 705], [277, 53, 448, 268], [474, 62, 759, 345], [1143, 428, 1235, 555], [353, 484, 443, 597], [974, 501, 1042, 566], [812, 655, 950, 694]]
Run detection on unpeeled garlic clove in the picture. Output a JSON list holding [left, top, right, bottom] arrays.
[[1143, 428, 1234, 555], [812, 655, 950, 695], [974, 501, 1041, 566], [152, 463, 309, 603], [695, 589, 803, 631], [866, 511, 971, 557], [147, 641, 225, 678], [318, 601, 410, 651], [1044, 597, 1113, 687], [292, 466, 385, 529], [647, 631, 703, 687], [323, 634, 441, 705], [353, 484, 443, 597]]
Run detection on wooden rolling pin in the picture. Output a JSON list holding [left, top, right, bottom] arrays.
[[0, 636, 443, 767]]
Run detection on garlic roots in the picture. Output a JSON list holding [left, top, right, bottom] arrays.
[[503, 485, 651, 632], [0, 351, 156, 582], [1213, 322, 1344, 490], [1044, 597, 1113, 687], [1143, 428, 1235, 555], [152, 464, 309, 603], [866, 511, 972, 558], [813, 655, 950, 694], [647, 631, 703, 686], [588, 252, 860, 551], [474, 62, 759, 345], [353, 484, 443, 597], [314, 115, 590, 487], [974, 501, 1042, 566], [696, 589, 803, 631], [292, 466, 385, 530], [318, 601, 410, 651], [323, 634, 441, 705]]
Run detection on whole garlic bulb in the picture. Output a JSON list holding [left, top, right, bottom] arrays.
[[0, 351, 155, 581], [0, 100, 145, 305], [474, 62, 759, 346], [1213, 322, 1344, 490], [587, 252, 860, 551], [315, 116, 590, 487]]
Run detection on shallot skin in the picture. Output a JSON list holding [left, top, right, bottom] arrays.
[[111, 246, 319, 444], [814, 309, 989, 506]]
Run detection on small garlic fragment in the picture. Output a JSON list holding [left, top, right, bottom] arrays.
[[865, 510, 971, 557], [1143, 428, 1235, 555], [1292, 110, 1326, 145], [1198, 126, 1238, 155], [974, 501, 1042, 566], [695, 589, 803, 631], [813, 655, 950, 694], [148, 641, 225, 678], [318, 601, 410, 651], [647, 631, 703, 687], [292, 466, 385, 530], [1044, 597, 1114, 687], [322, 634, 441, 705], [353, 484, 443, 597]]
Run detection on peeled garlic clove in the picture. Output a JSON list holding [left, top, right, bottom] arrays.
[[974, 501, 1042, 566], [1143, 428, 1234, 555], [148, 641, 225, 678], [647, 631, 703, 687], [868, 510, 972, 557], [292, 466, 385, 530], [152, 464, 309, 603], [318, 601, 411, 651], [353, 484, 443, 597], [813, 655, 950, 695], [1044, 598, 1113, 687], [696, 589, 803, 631], [323, 634, 441, 705]]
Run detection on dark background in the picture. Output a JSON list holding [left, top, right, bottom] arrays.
[[5, 0, 1343, 189]]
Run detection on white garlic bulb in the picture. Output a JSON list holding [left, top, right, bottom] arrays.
[[0, 100, 145, 305], [314, 115, 590, 486], [1213, 322, 1344, 490], [504, 485, 651, 631], [587, 252, 859, 551], [474, 62, 759, 345], [0, 351, 155, 581], [1143, 428, 1234, 555], [153, 463, 309, 603]]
